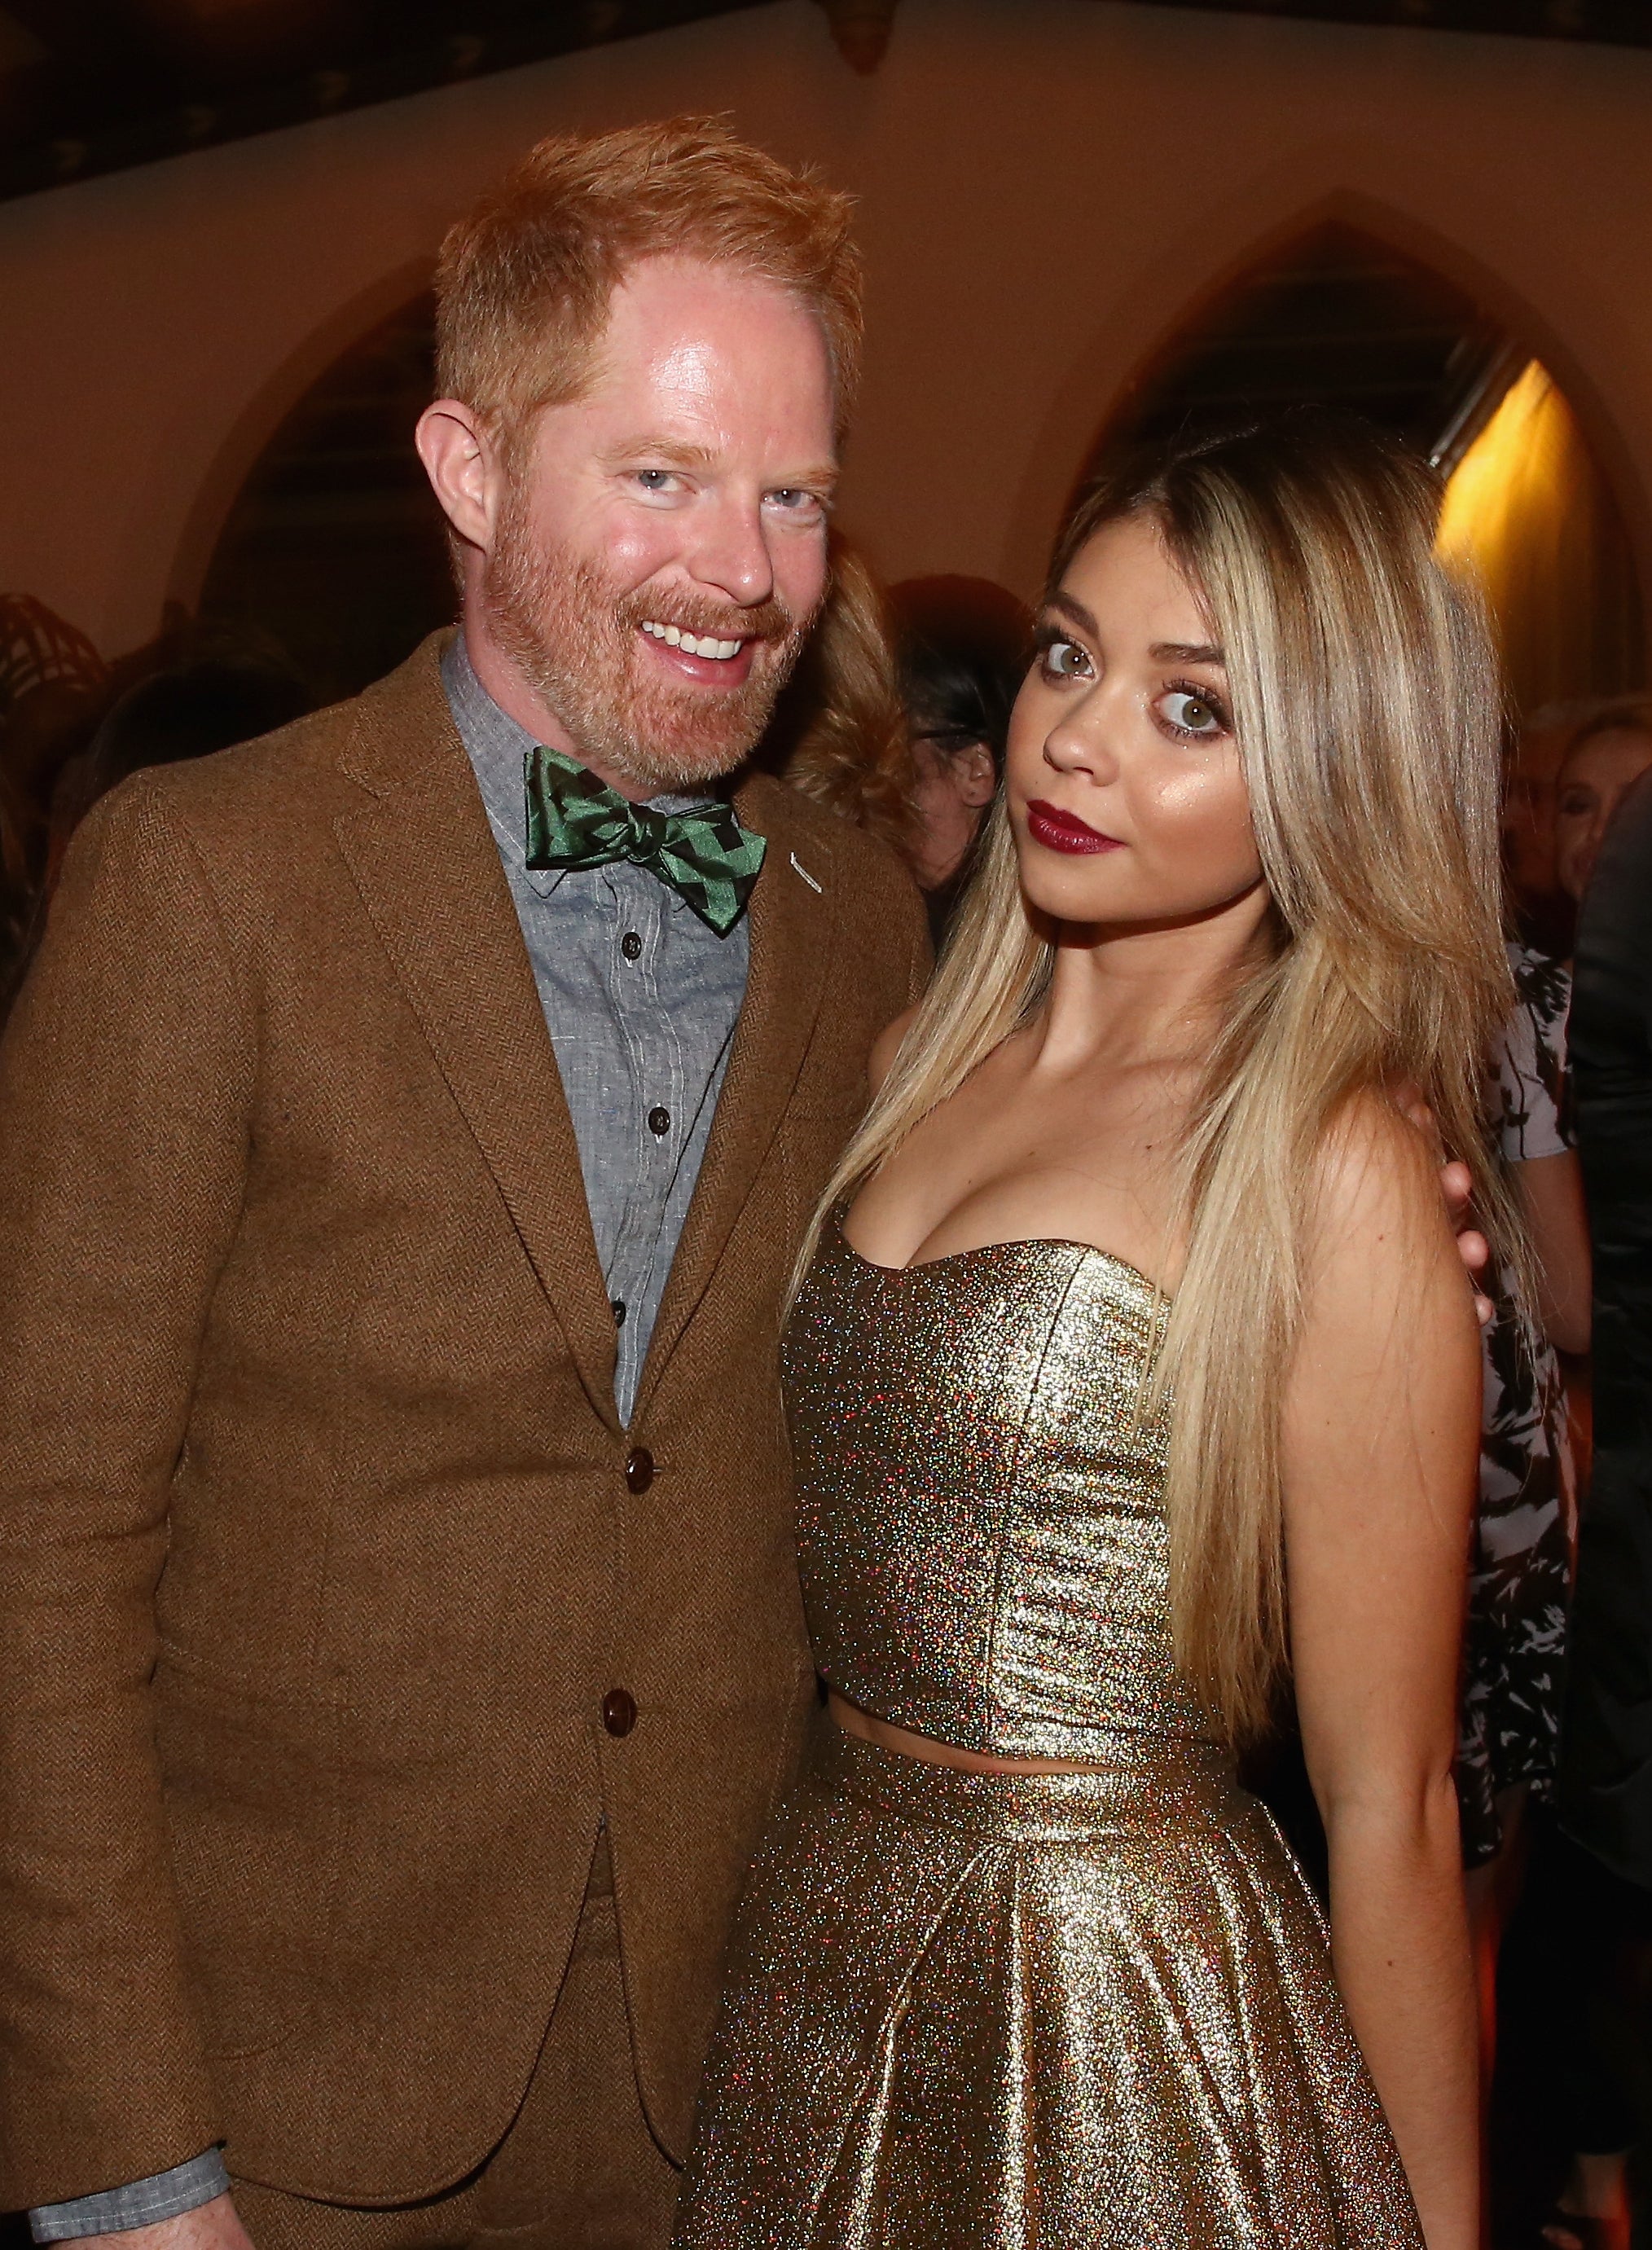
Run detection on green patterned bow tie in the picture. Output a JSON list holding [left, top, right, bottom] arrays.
[[523, 746, 766, 937]]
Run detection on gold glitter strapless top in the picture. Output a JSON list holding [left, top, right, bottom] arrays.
[[783, 1212, 1219, 1762]]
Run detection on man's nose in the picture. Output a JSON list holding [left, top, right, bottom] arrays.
[[688, 498, 775, 609]]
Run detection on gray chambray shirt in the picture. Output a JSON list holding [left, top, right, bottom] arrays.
[[443, 633, 749, 1424]]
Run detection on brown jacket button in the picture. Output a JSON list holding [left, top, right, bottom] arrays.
[[625, 1446, 654, 1494], [603, 1688, 637, 1738]]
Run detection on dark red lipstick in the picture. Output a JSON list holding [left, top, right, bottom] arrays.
[[1024, 799, 1123, 855]]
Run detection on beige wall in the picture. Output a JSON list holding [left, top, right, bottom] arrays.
[[4, 0, 1650, 661]]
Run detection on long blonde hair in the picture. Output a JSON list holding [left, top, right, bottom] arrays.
[[806, 412, 1520, 1740]]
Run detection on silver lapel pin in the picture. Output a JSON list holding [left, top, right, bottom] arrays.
[[789, 851, 823, 894]]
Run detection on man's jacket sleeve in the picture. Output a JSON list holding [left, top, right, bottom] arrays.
[[0, 774, 252, 2204]]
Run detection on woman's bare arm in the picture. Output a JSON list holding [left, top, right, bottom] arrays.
[[1514, 1148, 1591, 1355], [1283, 1102, 1482, 2250]]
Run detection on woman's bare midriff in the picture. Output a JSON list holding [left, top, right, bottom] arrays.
[[828, 1689, 1108, 1777]]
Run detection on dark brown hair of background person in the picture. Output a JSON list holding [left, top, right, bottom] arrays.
[[890, 574, 1030, 776], [1, 645, 311, 1026], [45, 648, 312, 885], [773, 560, 1034, 937], [888, 573, 1030, 940], [775, 532, 918, 868]]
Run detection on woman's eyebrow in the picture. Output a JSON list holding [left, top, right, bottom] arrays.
[[1043, 590, 1099, 637], [1151, 640, 1225, 665]]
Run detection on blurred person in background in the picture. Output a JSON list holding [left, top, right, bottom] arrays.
[[1505, 704, 1593, 962], [776, 531, 917, 868], [890, 573, 1029, 946], [0, 609, 108, 995], [1472, 704, 1652, 1914], [1461, 942, 1589, 2063], [780, 562, 1030, 947], [0, 593, 109, 885], [1553, 700, 1652, 927], [1544, 763, 1652, 2250], [42, 644, 312, 885], [0, 642, 311, 1026], [1, 682, 101, 873]]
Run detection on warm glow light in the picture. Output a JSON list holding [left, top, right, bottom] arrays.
[[1437, 361, 1571, 578], [1436, 359, 1634, 713]]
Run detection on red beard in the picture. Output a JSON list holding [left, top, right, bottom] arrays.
[[481, 487, 814, 794]]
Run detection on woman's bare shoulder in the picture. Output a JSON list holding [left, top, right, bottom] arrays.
[[1311, 1088, 1452, 1277], [868, 1005, 921, 1096]]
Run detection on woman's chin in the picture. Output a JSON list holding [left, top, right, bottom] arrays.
[[1017, 874, 1275, 944], [1016, 866, 1135, 925]]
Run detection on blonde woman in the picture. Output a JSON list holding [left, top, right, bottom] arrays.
[[672, 414, 1510, 2250]]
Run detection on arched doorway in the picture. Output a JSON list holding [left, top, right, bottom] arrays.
[[198, 290, 451, 703], [1087, 221, 1645, 719]]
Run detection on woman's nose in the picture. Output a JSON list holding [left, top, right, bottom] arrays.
[[1043, 705, 1119, 783]]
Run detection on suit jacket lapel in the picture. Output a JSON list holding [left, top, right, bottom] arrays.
[[633, 780, 839, 1420], [332, 639, 622, 1434]]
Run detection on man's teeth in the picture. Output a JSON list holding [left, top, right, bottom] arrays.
[[640, 620, 745, 661]]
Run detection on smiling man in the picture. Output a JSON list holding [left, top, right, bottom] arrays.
[[0, 121, 927, 2250]]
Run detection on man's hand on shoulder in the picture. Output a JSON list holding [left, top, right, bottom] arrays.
[[56, 2195, 254, 2250], [1439, 1158, 1492, 1323], [1391, 1085, 1492, 1325]]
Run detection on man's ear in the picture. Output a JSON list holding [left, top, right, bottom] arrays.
[[415, 399, 497, 556], [956, 743, 998, 809]]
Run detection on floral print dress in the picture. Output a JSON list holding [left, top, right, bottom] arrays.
[[1458, 944, 1576, 1867]]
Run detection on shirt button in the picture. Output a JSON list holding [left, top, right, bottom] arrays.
[[602, 1688, 637, 1738], [611, 1299, 626, 1327], [626, 1446, 655, 1494], [621, 931, 643, 961], [648, 1105, 671, 1136]]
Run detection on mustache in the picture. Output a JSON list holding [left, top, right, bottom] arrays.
[[615, 590, 802, 647]]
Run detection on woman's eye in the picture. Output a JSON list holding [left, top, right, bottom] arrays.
[[1159, 688, 1228, 738], [1040, 639, 1088, 681]]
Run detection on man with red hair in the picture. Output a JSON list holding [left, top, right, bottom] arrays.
[[0, 119, 926, 2250]]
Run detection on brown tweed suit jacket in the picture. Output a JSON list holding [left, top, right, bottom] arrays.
[[0, 635, 928, 2207]]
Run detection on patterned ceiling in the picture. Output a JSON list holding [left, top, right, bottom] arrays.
[[0, 0, 1643, 205]]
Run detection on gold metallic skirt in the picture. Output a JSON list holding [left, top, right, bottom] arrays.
[[674, 1725, 1424, 2248]]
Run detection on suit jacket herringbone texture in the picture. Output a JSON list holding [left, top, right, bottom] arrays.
[[0, 635, 929, 2208]]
